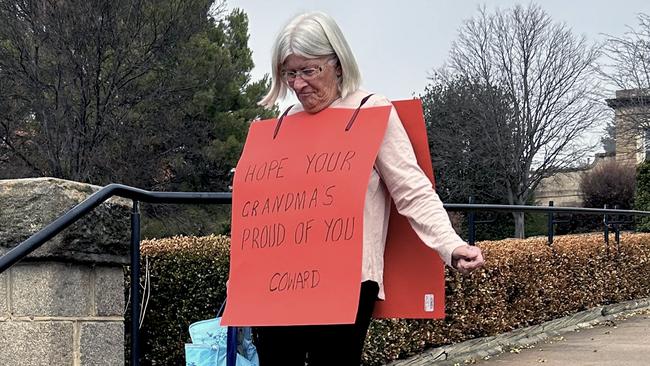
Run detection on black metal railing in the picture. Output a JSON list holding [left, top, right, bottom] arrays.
[[0, 184, 230, 366], [447, 198, 650, 248], [2, 184, 650, 365]]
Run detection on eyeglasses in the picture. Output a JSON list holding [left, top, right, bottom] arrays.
[[280, 66, 324, 83], [281, 58, 337, 82]]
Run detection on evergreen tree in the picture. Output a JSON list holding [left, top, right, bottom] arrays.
[[421, 76, 516, 240], [0, 1, 274, 192], [635, 161, 650, 231]]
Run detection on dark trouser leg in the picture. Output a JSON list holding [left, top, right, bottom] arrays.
[[254, 281, 379, 366], [307, 281, 379, 366], [254, 324, 308, 366], [254, 326, 311, 366]]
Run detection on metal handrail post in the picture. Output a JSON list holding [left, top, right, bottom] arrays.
[[468, 196, 476, 246], [130, 200, 141, 366], [614, 205, 621, 256], [547, 201, 554, 245], [603, 204, 610, 256]]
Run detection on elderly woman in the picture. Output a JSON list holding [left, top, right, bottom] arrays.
[[255, 11, 484, 366]]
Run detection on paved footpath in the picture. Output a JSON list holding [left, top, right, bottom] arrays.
[[471, 310, 650, 366]]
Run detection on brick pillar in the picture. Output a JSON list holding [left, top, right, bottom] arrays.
[[0, 178, 131, 366]]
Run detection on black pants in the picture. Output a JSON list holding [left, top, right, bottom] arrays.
[[254, 281, 379, 366]]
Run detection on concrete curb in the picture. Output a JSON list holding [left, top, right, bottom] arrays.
[[388, 297, 650, 366]]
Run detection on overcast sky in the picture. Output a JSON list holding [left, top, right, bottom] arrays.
[[228, 0, 650, 111]]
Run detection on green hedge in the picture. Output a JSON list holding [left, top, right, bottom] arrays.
[[131, 233, 650, 365], [636, 161, 650, 231], [132, 235, 231, 365]]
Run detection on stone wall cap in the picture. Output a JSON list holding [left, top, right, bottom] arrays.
[[1, 177, 131, 265]]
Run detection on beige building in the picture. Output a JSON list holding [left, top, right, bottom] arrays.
[[607, 89, 650, 165], [535, 168, 585, 207], [534, 89, 649, 207], [535, 153, 616, 207]]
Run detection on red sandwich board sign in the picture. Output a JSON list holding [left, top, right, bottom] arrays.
[[373, 99, 445, 319], [222, 106, 390, 326], [222, 99, 446, 326]]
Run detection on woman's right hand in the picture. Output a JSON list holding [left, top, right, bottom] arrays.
[[451, 245, 484, 274]]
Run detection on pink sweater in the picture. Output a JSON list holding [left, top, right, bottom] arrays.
[[288, 90, 466, 299]]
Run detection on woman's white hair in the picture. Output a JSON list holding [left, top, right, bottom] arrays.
[[259, 11, 361, 108]]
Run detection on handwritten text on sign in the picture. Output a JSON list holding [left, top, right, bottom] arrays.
[[221, 106, 390, 326]]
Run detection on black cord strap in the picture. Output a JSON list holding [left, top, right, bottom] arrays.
[[345, 94, 374, 131], [273, 105, 294, 139], [273, 94, 374, 138]]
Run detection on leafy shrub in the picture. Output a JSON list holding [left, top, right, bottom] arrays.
[[130, 235, 231, 366], [141, 204, 233, 239], [573, 160, 637, 232], [581, 160, 636, 209], [132, 233, 650, 365]]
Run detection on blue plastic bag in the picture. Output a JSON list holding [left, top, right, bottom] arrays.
[[185, 343, 225, 366], [185, 316, 259, 366]]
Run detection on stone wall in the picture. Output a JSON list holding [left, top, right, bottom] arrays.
[[535, 169, 585, 207], [534, 154, 617, 207], [0, 178, 130, 366]]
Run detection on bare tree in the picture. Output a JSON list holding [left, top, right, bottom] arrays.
[[601, 13, 650, 159], [602, 13, 650, 91], [443, 4, 603, 237]]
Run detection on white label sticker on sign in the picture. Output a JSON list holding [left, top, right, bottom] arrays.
[[424, 294, 434, 312]]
